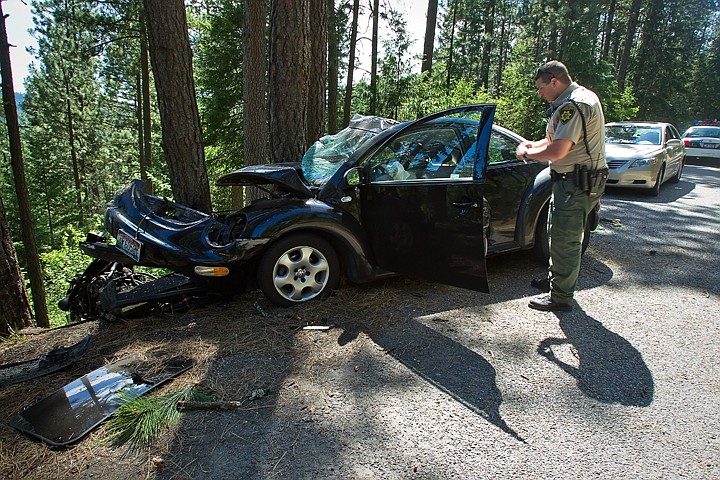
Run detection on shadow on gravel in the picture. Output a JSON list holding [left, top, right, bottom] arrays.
[[604, 178, 695, 204], [342, 320, 526, 443], [538, 307, 654, 406]]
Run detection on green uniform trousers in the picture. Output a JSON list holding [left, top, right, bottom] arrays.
[[547, 178, 601, 305]]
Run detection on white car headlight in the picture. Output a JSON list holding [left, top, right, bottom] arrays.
[[629, 156, 658, 168]]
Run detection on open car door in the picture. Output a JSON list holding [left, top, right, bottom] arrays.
[[360, 104, 495, 292]]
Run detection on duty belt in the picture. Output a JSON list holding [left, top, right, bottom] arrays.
[[550, 168, 607, 181]]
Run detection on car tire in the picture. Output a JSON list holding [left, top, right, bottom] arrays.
[[533, 205, 550, 263], [257, 233, 340, 307], [649, 165, 664, 196], [670, 157, 684, 183], [533, 204, 592, 264]]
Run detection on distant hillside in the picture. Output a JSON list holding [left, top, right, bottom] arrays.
[[15, 92, 24, 113]]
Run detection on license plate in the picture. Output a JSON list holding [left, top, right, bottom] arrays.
[[702, 142, 720, 149], [116, 230, 142, 262]]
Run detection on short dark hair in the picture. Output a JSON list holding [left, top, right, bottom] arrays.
[[534, 60, 572, 84]]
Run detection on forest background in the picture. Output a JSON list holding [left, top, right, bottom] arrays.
[[1, 0, 719, 329]]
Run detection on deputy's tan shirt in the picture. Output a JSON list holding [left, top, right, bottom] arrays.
[[546, 83, 607, 174]]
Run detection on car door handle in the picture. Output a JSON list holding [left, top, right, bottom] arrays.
[[451, 202, 478, 210], [451, 201, 479, 215]]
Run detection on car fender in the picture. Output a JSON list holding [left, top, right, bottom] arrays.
[[241, 198, 378, 282], [515, 167, 552, 248]]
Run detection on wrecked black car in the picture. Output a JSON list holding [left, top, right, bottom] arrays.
[[70, 104, 600, 311]]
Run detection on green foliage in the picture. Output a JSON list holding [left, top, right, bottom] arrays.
[[3, 0, 718, 334], [190, 0, 246, 212], [688, 16, 720, 127], [38, 225, 92, 327], [106, 385, 213, 447]]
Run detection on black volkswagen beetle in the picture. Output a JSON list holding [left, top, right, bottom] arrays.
[[80, 105, 600, 307]]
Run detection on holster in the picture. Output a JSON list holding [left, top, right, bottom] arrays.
[[574, 165, 608, 196]]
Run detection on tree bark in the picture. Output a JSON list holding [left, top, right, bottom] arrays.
[[140, 9, 153, 195], [445, 0, 457, 92], [342, 0, 359, 128], [0, 196, 33, 336], [617, 0, 642, 89], [243, 0, 268, 205], [64, 78, 83, 224], [0, 4, 49, 328], [602, 0, 617, 59], [270, 0, 310, 163], [135, 73, 146, 184], [326, 0, 339, 135], [370, 0, 379, 113], [421, 0, 438, 74], [480, 0, 495, 90], [307, 0, 327, 145], [144, 0, 211, 213]]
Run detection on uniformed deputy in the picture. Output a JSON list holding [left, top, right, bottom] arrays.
[[514, 60, 608, 312]]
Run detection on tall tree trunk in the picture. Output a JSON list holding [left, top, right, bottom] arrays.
[[244, 0, 268, 205], [64, 78, 83, 223], [494, 12, 508, 94], [327, 0, 339, 134], [0, 196, 33, 336], [480, 0, 495, 90], [370, 0, 379, 114], [602, 0, 616, 58], [135, 73, 146, 184], [446, 0, 457, 92], [144, 0, 211, 213], [0, 5, 49, 328], [421, 0, 438, 74], [342, 0, 359, 128], [618, 0, 642, 89], [140, 9, 153, 195], [307, 0, 327, 144], [270, 0, 311, 162]]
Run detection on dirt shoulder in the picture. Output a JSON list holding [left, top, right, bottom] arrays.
[[1, 165, 719, 479]]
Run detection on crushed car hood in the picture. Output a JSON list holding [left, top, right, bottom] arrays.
[[217, 163, 316, 198]]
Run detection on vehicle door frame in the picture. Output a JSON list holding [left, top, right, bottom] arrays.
[[356, 104, 496, 293]]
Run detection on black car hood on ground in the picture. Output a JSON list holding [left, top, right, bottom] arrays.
[[217, 163, 317, 198]]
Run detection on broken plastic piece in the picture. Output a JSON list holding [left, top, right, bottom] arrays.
[[0, 336, 91, 387]]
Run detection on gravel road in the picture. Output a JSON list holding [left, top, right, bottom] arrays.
[[5, 164, 719, 480], [144, 163, 719, 480]]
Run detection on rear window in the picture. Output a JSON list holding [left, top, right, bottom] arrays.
[[684, 127, 720, 138]]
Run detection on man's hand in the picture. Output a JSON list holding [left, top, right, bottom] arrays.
[[515, 143, 529, 161]]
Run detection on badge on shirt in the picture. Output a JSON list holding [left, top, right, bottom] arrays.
[[559, 105, 575, 124]]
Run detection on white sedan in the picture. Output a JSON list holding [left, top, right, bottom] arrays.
[[682, 125, 720, 164], [605, 122, 686, 196]]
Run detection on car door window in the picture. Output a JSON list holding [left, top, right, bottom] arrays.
[[368, 127, 464, 181], [488, 131, 519, 166]]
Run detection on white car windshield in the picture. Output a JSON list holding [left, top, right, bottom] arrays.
[[606, 125, 662, 145], [301, 115, 399, 185]]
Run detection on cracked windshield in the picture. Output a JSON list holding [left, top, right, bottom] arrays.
[[301, 115, 399, 185]]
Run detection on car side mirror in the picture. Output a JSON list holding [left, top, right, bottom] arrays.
[[344, 167, 362, 186]]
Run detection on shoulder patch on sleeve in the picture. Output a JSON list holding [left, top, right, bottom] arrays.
[[559, 105, 575, 124]]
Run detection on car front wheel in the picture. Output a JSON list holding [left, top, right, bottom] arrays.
[[670, 157, 684, 183], [649, 165, 665, 196], [258, 234, 340, 307]]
